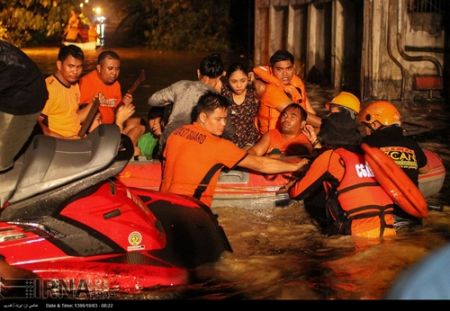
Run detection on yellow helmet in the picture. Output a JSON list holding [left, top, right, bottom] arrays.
[[325, 91, 361, 114], [358, 100, 401, 127]]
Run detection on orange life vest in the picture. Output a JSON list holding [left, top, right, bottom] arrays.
[[254, 66, 308, 134], [333, 148, 396, 238]]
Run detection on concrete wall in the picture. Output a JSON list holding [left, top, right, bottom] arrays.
[[254, 0, 310, 77], [254, 0, 446, 101], [332, 0, 344, 90], [362, 0, 444, 101], [362, 0, 397, 99], [254, 0, 349, 85]]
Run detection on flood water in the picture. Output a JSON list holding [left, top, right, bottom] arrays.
[[23, 47, 450, 300]]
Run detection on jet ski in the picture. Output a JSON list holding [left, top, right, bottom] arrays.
[[0, 125, 231, 297]]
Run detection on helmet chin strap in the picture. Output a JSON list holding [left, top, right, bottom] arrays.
[[364, 121, 378, 133], [370, 121, 385, 131]]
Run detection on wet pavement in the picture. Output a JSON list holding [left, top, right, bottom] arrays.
[[23, 47, 450, 299]]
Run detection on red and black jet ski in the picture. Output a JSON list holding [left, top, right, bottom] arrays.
[[0, 125, 231, 296]]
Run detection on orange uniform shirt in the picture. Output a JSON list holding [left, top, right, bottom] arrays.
[[79, 70, 122, 124], [162, 123, 247, 206]]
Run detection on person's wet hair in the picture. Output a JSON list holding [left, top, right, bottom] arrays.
[[191, 91, 230, 121], [147, 106, 165, 120], [199, 53, 224, 78], [270, 50, 294, 66], [58, 44, 84, 62], [282, 103, 307, 121], [226, 62, 248, 79]]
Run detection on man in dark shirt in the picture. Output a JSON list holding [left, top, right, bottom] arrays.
[[358, 100, 429, 226], [0, 40, 48, 173]]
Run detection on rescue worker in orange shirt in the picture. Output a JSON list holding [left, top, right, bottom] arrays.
[[161, 91, 309, 207], [248, 103, 313, 157], [289, 110, 396, 239]]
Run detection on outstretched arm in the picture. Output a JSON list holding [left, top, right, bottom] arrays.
[[247, 132, 271, 156], [238, 154, 308, 174], [148, 84, 176, 107]]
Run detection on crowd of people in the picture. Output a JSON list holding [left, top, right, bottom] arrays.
[[0, 39, 437, 296], [1, 40, 431, 237]]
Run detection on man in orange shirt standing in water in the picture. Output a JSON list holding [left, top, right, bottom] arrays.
[[161, 92, 309, 207]]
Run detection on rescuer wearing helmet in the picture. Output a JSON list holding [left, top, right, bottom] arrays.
[[358, 100, 429, 228], [292, 92, 386, 237], [289, 109, 396, 239], [325, 91, 361, 119], [302, 91, 361, 150]]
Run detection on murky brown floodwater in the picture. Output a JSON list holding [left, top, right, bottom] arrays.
[[23, 47, 450, 300]]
